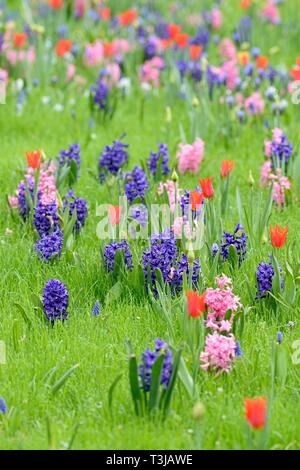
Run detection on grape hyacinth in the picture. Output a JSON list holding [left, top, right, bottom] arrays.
[[99, 137, 129, 181], [256, 257, 274, 299], [92, 300, 100, 317], [0, 397, 7, 414], [34, 202, 59, 237], [147, 143, 170, 178], [58, 143, 81, 170], [42, 279, 69, 321], [35, 230, 63, 262], [220, 224, 247, 265], [125, 166, 149, 205], [138, 338, 173, 392], [63, 190, 88, 234], [103, 240, 133, 272]]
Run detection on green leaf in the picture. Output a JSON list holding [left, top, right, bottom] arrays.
[[12, 319, 21, 353], [128, 354, 142, 416], [275, 345, 289, 385], [178, 355, 194, 399], [51, 363, 80, 395], [258, 186, 273, 243], [148, 353, 165, 413], [161, 347, 182, 418], [284, 269, 296, 305], [228, 244, 238, 268], [14, 302, 32, 328], [68, 158, 78, 187], [108, 374, 122, 410], [105, 281, 122, 306]]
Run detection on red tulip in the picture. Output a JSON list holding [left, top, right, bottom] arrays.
[[100, 8, 111, 21], [56, 39, 72, 57], [175, 33, 189, 49], [103, 42, 114, 58], [245, 397, 267, 430], [187, 291, 206, 318], [290, 68, 300, 81], [168, 23, 181, 40], [13, 33, 27, 49], [189, 45, 202, 61], [49, 0, 63, 9], [109, 206, 122, 226], [25, 150, 41, 169], [199, 177, 214, 199], [221, 160, 235, 178], [119, 9, 138, 26], [190, 191, 204, 211], [241, 0, 251, 9], [269, 224, 288, 248]]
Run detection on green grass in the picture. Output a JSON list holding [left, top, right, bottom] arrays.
[[0, 0, 300, 450]]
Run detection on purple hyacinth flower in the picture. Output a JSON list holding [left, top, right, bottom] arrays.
[[125, 166, 149, 205], [103, 240, 133, 272], [63, 190, 88, 234], [147, 143, 170, 178], [99, 137, 129, 181], [58, 143, 81, 170], [35, 230, 63, 262], [34, 202, 59, 237], [220, 224, 247, 265], [42, 279, 69, 321], [138, 338, 173, 392]]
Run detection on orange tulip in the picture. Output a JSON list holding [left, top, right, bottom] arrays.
[[221, 160, 235, 178], [25, 150, 41, 169], [245, 397, 267, 430], [108, 205, 122, 226], [187, 291, 206, 318], [189, 45, 202, 61], [13, 32, 27, 49], [238, 51, 250, 66], [190, 191, 204, 211], [199, 177, 214, 199], [256, 55, 269, 70], [269, 224, 288, 248]]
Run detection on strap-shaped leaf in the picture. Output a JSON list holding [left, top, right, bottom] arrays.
[[148, 353, 165, 413]]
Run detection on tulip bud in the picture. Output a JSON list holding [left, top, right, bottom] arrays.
[[192, 401, 205, 421], [187, 242, 195, 262], [165, 106, 172, 123], [261, 230, 268, 244], [171, 170, 179, 183], [247, 170, 255, 187], [192, 97, 199, 108]]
